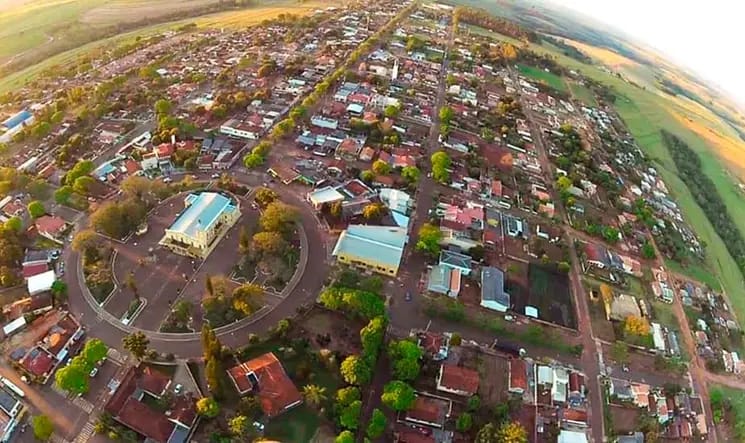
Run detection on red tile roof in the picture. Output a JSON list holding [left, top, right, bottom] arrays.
[[22, 262, 49, 278], [439, 364, 479, 395], [140, 367, 171, 396], [419, 332, 444, 357], [406, 395, 447, 426], [117, 397, 176, 443], [21, 348, 55, 377], [35, 216, 66, 236], [124, 160, 141, 174], [509, 359, 527, 392], [563, 408, 588, 423], [227, 352, 302, 417], [155, 143, 174, 158]]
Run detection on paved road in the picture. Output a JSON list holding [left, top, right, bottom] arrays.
[[511, 67, 605, 443]]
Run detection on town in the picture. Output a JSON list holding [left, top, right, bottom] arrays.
[[0, 1, 741, 443]]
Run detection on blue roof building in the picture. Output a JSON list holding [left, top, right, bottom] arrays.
[[2, 111, 33, 130], [480, 266, 510, 312], [332, 225, 407, 276], [160, 192, 240, 258]]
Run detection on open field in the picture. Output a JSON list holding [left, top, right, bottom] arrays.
[[664, 258, 721, 291], [0, 0, 333, 94], [567, 81, 597, 106], [517, 63, 567, 92], [81, 0, 221, 25]]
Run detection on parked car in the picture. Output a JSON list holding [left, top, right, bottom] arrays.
[[89, 367, 98, 377]]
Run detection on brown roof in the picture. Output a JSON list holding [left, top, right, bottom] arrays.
[[509, 359, 527, 391], [419, 332, 444, 357], [395, 426, 436, 443], [169, 394, 197, 427], [569, 372, 584, 393], [117, 397, 176, 443], [227, 352, 302, 417], [406, 395, 447, 426], [35, 216, 66, 236], [140, 367, 171, 396], [562, 408, 588, 423], [21, 347, 55, 376], [439, 364, 479, 395], [22, 262, 49, 278]]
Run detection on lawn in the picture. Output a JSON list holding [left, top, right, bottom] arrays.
[[517, 64, 567, 92], [567, 81, 597, 106], [664, 258, 721, 292], [264, 405, 323, 443], [651, 301, 678, 330]]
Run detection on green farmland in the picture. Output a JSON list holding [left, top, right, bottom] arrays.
[[517, 64, 567, 92]]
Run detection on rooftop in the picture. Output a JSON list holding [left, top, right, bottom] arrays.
[[439, 364, 479, 395], [406, 394, 450, 428], [226, 352, 302, 417], [332, 225, 407, 270], [168, 192, 236, 238]]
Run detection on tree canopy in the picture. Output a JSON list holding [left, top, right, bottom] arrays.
[[381, 380, 415, 411]]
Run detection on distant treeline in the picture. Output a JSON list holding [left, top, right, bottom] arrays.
[[662, 130, 745, 277], [454, 6, 540, 43], [540, 35, 592, 64]]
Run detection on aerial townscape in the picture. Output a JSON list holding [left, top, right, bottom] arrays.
[[2, 0, 745, 442]]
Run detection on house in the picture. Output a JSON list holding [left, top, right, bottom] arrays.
[[608, 294, 641, 321], [226, 352, 302, 417], [332, 225, 408, 276], [27, 270, 56, 295], [105, 366, 197, 443], [583, 242, 610, 269], [307, 186, 345, 210], [22, 262, 49, 279], [404, 394, 452, 428], [35, 216, 67, 242], [417, 331, 450, 361], [439, 250, 472, 276], [436, 364, 479, 396], [480, 267, 510, 312], [426, 265, 461, 298], [508, 359, 527, 394]]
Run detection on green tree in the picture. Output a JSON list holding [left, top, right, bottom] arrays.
[[468, 395, 481, 411], [154, 99, 173, 116], [475, 423, 499, 443], [335, 431, 355, 443], [333, 385, 357, 408], [232, 283, 264, 316], [362, 202, 385, 220], [243, 153, 265, 169], [360, 316, 386, 357], [27, 200, 46, 218], [381, 380, 415, 411], [259, 202, 299, 234], [340, 355, 372, 385], [54, 186, 73, 204], [229, 415, 250, 436], [55, 363, 89, 395], [122, 331, 149, 360], [82, 339, 108, 365], [196, 397, 220, 418], [642, 241, 656, 259], [32, 415, 54, 441], [401, 166, 420, 184], [457, 412, 473, 432], [384, 105, 400, 118], [416, 223, 442, 256], [73, 176, 96, 195], [254, 187, 278, 208], [4, 216, 22, 232], [251, 231, 287, 257], [302, 384, 327, 409], [360, 169, 375, 183], [431, 151, 451, 183], [205, 356, 225, 398], [65, 160, 94, 184], [372, 159, 391, 175], [438, 106, 454, 123], [496, 421, 527, 443], [366, 408, 386, 438], [337, 399, 361, 430], [388, 339, 423, 381]]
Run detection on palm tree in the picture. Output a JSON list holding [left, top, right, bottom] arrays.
[[302, 384, 327, 409]]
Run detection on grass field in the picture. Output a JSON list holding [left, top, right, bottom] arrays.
[[567, 80, 597, 106], [0, 0, 331, 94], [664, 258, 721, 291], [517, 63, 567, 92], [81, 0, 221, 25]]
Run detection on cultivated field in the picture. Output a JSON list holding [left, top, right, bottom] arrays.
[[81, 0, 222, 25]]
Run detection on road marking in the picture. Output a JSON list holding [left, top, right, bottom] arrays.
[[73, 421, 96, 443]]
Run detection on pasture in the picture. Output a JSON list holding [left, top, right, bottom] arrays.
[[567, 81, 597, 106], [517, 63, 567, 92]]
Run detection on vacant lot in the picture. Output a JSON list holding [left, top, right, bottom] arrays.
[[528, 263, 575, 328], [517, 64, 567, 92]]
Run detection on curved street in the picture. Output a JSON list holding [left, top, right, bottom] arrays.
[[63, 173, 329, 359]]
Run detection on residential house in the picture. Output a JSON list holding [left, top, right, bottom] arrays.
[[226, 352, 302, 417], [436, 364, 479, 397], [480, 267, 510, 312], [332, 225, 408, 276]]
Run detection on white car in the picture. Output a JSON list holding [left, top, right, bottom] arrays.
[[89, 367, 98, 377], [211, 173, 220, 179]]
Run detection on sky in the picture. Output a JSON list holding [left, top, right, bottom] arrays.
[[554, 0, 745, 104]]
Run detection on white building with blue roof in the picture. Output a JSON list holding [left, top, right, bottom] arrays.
[[0, 110, 34, 143], [332, 225, 407, 276], [159, 192, 239, 258]]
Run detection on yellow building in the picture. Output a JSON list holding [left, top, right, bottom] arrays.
[[332, 225, 408, 276], [159, 192, 240, 259]]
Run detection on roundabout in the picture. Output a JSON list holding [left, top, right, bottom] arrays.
[[63, 176, 329, 359]]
